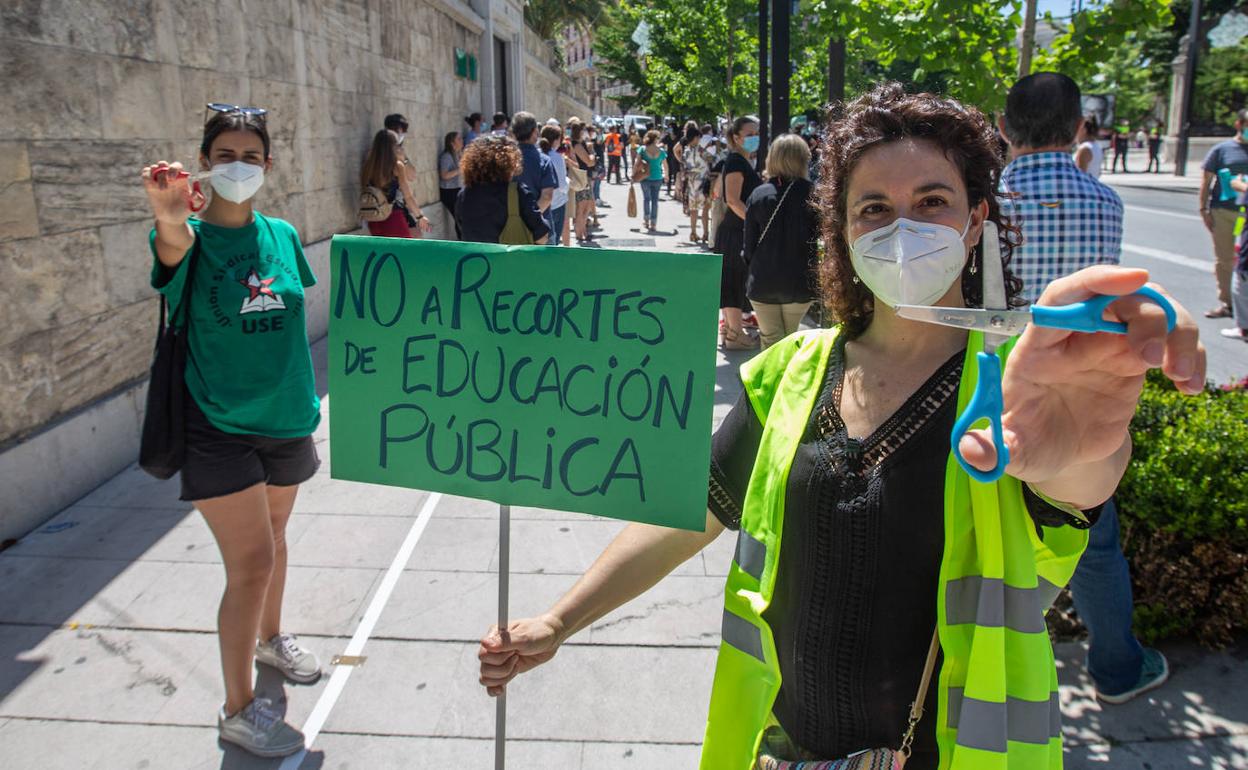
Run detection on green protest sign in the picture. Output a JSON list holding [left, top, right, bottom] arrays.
[[328, 236, 722, 531]]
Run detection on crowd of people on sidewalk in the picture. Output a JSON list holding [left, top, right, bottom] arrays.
[[133, 63, 1227, 764]]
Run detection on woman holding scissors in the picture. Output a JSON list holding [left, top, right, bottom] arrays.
[[142, 105, 320, 758], [477, 84, 1205, 770]]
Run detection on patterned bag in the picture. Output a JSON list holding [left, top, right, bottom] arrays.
[[754, 631, 939, 770]]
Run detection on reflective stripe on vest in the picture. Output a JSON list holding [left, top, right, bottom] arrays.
[[699, 329, 1088, 770]]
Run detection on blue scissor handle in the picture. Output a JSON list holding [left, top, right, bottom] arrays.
[[1031, 286, 1177, 335], [952, 351, 1010, 484]]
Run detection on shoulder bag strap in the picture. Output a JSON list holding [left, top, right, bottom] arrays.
[[898, 629, 941, 759], [167, 234, 199, 331], [757, 181, 793, 244]]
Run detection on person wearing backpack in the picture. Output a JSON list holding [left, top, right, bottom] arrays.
[[359, 129, 431, 237], [456, 135, 550, 244], [743, 134, 818, 348]]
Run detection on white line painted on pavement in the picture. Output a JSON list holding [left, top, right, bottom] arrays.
[[1121, 243, 1212, 272], [278, 491, 443, 769], [1123, 204, 1203, 223]]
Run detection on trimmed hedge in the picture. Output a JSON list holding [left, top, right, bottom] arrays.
[[1114, 371, 1248, 646]]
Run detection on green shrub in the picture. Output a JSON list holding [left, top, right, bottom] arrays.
[[1117, 371, 1248, 646]]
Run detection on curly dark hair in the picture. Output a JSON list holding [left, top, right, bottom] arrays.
[[460, 134, 522, 187], [816, 82, 1023, 338]]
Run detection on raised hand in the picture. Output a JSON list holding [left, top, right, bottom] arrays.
[[141, 161, 199, 224], [960, 266, 1205, 488]]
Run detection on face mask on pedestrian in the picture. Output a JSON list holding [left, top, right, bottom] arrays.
[[208, 160, 266, 204], [848, 214, 973, 308], [742, 135, 760, 154]]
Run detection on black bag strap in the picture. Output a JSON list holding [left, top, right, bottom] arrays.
[[158, 233, 199, 335]]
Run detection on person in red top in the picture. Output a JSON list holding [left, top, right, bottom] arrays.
[[605, 126, 624, 184]]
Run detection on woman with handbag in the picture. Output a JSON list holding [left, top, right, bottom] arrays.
[[716, 116, 764, 350], [476, 85, 1206, 769], [743, 134, 819, 348], [141, 106, 323, 758], [568, 122, 597, 244], [636, 129, 668, 232], [360, 129, 432, 238], [455, 134, 550, 245]]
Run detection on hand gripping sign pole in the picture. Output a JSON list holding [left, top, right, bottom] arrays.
[[496, 503, 510, 770]]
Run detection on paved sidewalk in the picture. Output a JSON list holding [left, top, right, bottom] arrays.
[[1, 179, 1245, 769], [1100, 160, 1203, 193]]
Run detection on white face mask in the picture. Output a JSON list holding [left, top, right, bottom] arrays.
[[209, 160, 265, 204], [849, 215, 972, 308]]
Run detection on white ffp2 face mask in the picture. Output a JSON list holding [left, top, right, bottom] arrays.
[[209, 161, 265, 204], [848, 216, 973, 308]]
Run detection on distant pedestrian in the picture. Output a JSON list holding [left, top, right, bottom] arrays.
[[512, 111, 556, 222], [438, 131, 464, 239], [568, 121, 597, 243], [360, 129, 432, 238], [716, 115, 763, 350], [636, 129, 667, 233], [1199, 107, 1248, 319], [455, 135, 550, 244], [490, 111, 509, 137], [1135, 127, 1148, 149], [1111, 124, 1129, 173], [385, 113, 418, 188], [588, 124, 607, 206], [1002, 72, 1168, 707], [605, 124, 624, 183], [1074, 115, 1103, 179], [1146, 128, 1162, 173], [663, 124, 681, 196], [464, 112, 484, 145], [540, 124, 570, 246], [743, 134, 818, 348], [677, 120, 699, 211], [684, 130, 714, 244], [141, 105, 322, 758]]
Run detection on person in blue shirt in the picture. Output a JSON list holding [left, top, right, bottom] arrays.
[[512, 111, 556, 231]]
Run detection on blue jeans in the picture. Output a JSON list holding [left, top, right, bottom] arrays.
[[547, 204, 565, 246], [641, 179, 662, 225], [593, 177, 603, 201], [1068, 497, 1144, 694]]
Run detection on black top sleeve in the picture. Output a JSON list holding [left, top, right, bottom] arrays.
[[516, 182, 551, 241]]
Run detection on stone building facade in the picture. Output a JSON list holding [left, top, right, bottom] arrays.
[[0, 0, 591, 540]]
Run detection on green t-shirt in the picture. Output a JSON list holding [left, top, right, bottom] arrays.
[[149, 212, 321, 438]]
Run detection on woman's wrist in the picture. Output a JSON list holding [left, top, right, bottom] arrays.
[[1030, 433, 1131, 511]]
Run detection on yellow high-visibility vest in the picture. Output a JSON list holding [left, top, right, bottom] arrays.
[[700, 328, 1088, 770]]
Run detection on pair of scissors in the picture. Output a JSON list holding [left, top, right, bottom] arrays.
[[896, 221, 1177, 483], [151, 164, 219, 212]]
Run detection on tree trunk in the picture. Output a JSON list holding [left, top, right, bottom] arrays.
[[1018, 0, 1038, 78]]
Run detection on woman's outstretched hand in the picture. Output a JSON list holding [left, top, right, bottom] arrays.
[[959, 266, 1205, 495], [477, 613, 565, 697]]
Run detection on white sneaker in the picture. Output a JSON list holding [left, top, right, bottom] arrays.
[[255, 633, 322, 684], [218, 697, 305, 757], [1219, 327, 1247, 341]]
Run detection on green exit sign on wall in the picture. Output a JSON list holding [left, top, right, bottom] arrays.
[[455, 48, 479, 81]]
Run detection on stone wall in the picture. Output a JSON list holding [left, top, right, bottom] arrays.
[[0, 0, 481, 449]]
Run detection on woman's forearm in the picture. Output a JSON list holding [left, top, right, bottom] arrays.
[[1032, 434, 1131, 511], [549, 511, 723, 643]]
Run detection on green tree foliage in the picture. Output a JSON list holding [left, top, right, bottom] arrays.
[[1194, 39, 1248, 129], [524, 0, 609, 43]]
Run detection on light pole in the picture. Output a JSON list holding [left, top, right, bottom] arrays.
[[1175, 0, 1203, 177]]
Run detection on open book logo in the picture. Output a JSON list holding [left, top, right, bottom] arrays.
[[238, 267, 286, 314]]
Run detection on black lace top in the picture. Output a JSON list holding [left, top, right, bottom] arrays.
[[708, 337, 1098, 768]]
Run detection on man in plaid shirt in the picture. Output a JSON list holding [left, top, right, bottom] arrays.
[[1000, 74, 1124, 304], [998, 72, 1169, 706]]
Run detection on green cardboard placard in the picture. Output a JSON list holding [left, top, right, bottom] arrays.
[[328, 236, 722, 531]]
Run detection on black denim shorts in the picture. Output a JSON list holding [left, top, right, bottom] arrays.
[[180, 395, 319, 501]]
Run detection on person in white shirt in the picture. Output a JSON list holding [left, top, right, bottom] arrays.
[[541, 124, 570, 246], [1074, 115, 1104, 178]]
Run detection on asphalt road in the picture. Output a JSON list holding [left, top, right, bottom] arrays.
[[1112, 184, 1245, 384]]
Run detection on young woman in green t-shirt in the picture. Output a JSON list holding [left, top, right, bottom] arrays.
[[142, 106, 320, 758]]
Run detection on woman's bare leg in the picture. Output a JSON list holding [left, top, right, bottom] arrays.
[[258, 484, 299, 641], [197, 484, 274, 715]]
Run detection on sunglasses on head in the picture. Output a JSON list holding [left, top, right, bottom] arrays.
[[205, 103, 268, 123]]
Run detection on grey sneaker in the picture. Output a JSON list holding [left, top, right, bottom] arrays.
[[1097, 647, 1170, 705], [255, 633, 322, 684], [218, 697, 305, 757]]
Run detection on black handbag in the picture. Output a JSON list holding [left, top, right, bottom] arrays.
[[138, 242, 197, 479]]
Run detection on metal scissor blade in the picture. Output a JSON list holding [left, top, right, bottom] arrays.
[[979, 221, 1010, 352], [895, 305, 1033, 335]]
